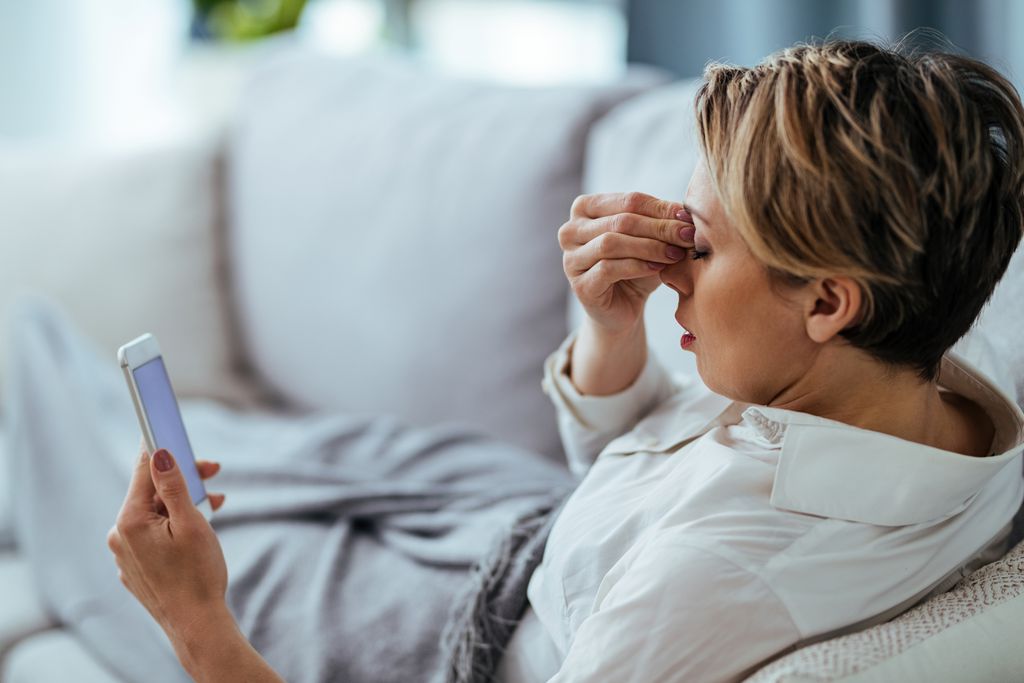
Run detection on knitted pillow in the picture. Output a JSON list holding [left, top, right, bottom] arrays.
[[743, 537, 1024, 682]]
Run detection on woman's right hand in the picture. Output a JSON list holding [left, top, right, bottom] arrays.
[[558, 192, 695, 337]]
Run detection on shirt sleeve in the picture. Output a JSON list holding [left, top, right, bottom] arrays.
[[541, 330, 681, 477], [547, 541, 803, 683]]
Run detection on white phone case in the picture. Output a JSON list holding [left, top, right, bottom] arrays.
[[117, 333, 213, 520]]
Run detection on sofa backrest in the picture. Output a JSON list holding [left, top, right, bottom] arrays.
[[0, 140, 258, 408], [226, 50, 668, 460]]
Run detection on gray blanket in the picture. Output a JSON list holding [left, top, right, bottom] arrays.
[[6, 298, 574, 683]]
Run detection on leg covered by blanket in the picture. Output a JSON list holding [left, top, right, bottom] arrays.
[[5, 298, 574, 683]]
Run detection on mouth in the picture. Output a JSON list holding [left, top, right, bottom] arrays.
[[677, 320, 697, 350]]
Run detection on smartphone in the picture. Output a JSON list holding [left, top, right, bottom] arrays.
[[117, 333, 213, 519]]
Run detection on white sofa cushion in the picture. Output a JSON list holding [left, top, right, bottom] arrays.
[[227, 51, 666, 458], [0, 140, 258, 408], [2, 630, 122, 683], [0, 552, 56, 662]]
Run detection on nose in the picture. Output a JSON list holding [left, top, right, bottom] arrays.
[[658, 256, 693, 297]]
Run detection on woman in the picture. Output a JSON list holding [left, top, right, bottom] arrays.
[[106, 40, 1024, 682]]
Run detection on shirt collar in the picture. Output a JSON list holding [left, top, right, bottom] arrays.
[[744, 352, 1024, 527]]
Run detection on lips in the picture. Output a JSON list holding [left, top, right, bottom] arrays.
[[677, 319, 697, 350]]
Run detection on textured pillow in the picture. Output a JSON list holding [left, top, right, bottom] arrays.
[[742, 538, 1024, 682], [227, 51, 667, 459], [0, 140, 259, 408]]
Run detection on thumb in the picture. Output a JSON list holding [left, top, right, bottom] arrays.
[[150, 449, 195, 519]]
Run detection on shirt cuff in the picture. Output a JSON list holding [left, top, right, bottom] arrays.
[[541, 329, 676, 435]]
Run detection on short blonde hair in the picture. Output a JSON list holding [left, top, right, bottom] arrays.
[[695, 39, 1024, 380]]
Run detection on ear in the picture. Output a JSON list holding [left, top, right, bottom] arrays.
[[804, 277, 862, 344]]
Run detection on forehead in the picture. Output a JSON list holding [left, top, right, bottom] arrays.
[[684, 163, 726, 226]]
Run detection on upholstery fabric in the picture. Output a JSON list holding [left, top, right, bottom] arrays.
[[0, 427, 10, 549], [227, 51, 667, 459], [0, 140, 257, 408], [0, 552, 55, 660], [743, 538, 1024, 682], [2, 630, 121, 683]]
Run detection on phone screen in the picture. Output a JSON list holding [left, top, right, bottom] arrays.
[[132, 357, 206, 505]]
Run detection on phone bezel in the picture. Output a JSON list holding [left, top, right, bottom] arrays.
[[117, 333, 213, 520]]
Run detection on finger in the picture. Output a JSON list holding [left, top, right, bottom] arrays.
[[195, 460, 221, 480], [570, 212, 695, 249], [208, 493, 226, 512], [571, 192, 685, 221], [150, 450, 197, 520], [565, 231, 689, 276], [572, 258, 669, 300], [122, 448, 158, 515]]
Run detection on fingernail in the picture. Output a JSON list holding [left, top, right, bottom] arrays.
[[679, 226, 696, 242], [154, 449, 174, 472], [666, 245, 686, 260], [675, 209, 691, 222]]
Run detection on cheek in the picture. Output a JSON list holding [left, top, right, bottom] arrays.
[[692, 268, 807, 400]]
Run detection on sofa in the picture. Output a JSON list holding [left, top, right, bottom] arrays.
[[1, 45, 1023, 682]]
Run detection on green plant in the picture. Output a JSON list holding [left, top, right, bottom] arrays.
[[192, 0, 308, 41]]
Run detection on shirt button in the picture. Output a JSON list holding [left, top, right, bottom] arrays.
[[640, 435, 659, 449]]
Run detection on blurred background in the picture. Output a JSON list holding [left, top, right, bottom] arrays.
[[2, 0, 1023, 147]]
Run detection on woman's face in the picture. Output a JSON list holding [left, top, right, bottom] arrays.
[[659, 163, 817, 404]]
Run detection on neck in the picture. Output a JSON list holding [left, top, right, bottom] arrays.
[[767, 346, 971, 453]]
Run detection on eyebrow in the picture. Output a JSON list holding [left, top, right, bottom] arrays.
[[684, 204, 711, 229]]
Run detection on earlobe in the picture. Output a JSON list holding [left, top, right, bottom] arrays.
[[806, 277, 862, 343]]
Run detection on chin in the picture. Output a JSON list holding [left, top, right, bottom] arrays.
[[694, 359, 726, 396], [695, 359, 760, 404]]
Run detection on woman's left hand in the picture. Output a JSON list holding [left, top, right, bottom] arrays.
[[107, 446, 229, 647]]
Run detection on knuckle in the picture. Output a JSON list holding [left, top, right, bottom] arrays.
[[106, 527, 120, 553], [116, 516, 143, 539], [606, 214, 628, 234], [621, 192, 645, 214], [594, 232, 618, 258], [556, 220, 573, 249], [160, 479, 186, 496], [570, 194, 588, 217], [572, 279, 593, 303], [660, 219, 678, 242]]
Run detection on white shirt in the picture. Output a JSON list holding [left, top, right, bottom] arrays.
[[497, 332, 1024, 683]]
